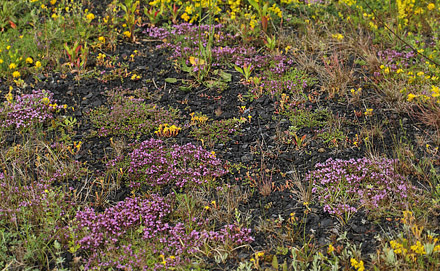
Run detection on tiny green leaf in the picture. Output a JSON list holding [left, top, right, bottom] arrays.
[[165, 77, 178, 83]]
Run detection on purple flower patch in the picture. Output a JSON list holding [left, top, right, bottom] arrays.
[[109, 138, 228, 188], [306, 157, 413, 218]]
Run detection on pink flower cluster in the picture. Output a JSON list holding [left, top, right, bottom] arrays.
[[109, 138, 228, 188], [306, 157, 413, 217], [0, 89, 62, 130], [72, 194, 254, 270]]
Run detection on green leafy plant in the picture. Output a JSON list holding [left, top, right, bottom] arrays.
[[144, 1, 164, 27], [234, 63, 254, 81], [265, 35, 277, 51], [88, 91, 179, 139], [190, 118, 242, 148], [64, 40, 88, 71], [119, 0, 140, 42], [317, 128, 346, 148], [285, 108, 332, 131]]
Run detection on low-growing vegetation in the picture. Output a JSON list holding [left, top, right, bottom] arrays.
[[1, 0, 440, 270]]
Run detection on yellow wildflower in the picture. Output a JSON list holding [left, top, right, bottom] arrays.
[[12, 71, 20, 78], [364, 108, 373, 116], [35, 61, 42, 68], [331, 33, 344, 40], [181, 13, 190, 21], [51, 0, 57, 5], [428, 3, 435, 10], [97, 53, 106, 61], [407, 93, 417, 102], [411, 241, 426, 255], [327, 244, 335, 254], [41, 97, 50, 105], [131, 74, 140, 80], [5, 90, 13, 103], [123, 31, 131, 38], [268, 4, 282, 18], [26, 57, 33, 64], [9, 63, 17, 69], [98, 36, 105, 43], [369, 22, 378, 30], [431, 85, 439, 97], [0, 59, 3, 64], [350, 258, 365, 271], [52, 13, 58, 19], [86, 13, 95, 21], [185, 5, 194, 15]]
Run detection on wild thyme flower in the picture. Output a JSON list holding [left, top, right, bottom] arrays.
[[0, 89, 62, 130], [144, 23, 294, 73], [72, 195, 254, 270], [109, 138, 227, 188], [306, 157, 413, 217]]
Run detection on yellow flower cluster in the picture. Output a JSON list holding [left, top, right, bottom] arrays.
[[397, 0, 416, 21], [350, 258, 365, 271], [410, 241, 426, 255], [331, 33, 344, 40], [154, 124, 182, 137], [96, 53, 106, 61], [340, 0, 356, 6], [12, 71, 20, 78], [228, 0, 241, 20], [268, 4, 282, 18], [327, 244, 335, 254], [431, 85, 440, 98], [390, 239, 408, 254], [86, 13, 95, 21], [407, 85, 440, 103], [190, 112, 209, 124]]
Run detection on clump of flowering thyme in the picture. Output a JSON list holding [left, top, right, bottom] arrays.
[[71, 194, 254, 270], [306, 157, 414, 219], [108, 138, 227, 188], [0, 89, 63, 130]]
